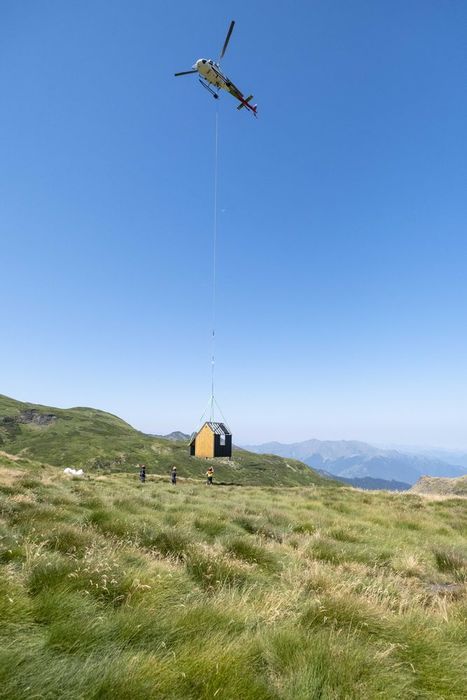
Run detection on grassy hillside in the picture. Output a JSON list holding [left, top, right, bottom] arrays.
[[410, 475, 467, 497], [0, 395, 328, 487], [0, 458, 466, 699]]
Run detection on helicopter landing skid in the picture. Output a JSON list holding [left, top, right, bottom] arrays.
[[199, 79, 219, 99]]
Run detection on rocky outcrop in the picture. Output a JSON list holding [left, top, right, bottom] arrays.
[[17, 409, 56, 426], [410, 475, 467, 496], [1, 409, 56, 436]]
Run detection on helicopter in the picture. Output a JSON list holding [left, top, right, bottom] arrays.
[[174, 21, 257, 117]]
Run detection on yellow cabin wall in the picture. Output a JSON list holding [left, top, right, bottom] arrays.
[[195, 424, 214, 458]]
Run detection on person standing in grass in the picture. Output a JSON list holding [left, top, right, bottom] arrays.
[[139, 464, 146, 483], [171, 466, 177, 485], [206, 466, 214, 485]]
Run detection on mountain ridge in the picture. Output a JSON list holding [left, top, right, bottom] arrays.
[[245, 437, 465, 486], [317, 469, 410, 491]]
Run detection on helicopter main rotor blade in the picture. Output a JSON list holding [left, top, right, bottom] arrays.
[[219, 20, 235, 61], [174, 70, 197, 76]]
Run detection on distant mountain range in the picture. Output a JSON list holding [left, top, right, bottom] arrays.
[[156, 431, 190, 442], [244, 438, 466, 487], [406, 448, 467, 469], [317, 471, 410, 491]]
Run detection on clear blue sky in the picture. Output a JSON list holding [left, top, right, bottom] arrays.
[[1, 1, 466, 447]]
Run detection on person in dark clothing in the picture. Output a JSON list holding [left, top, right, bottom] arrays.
[[171, 466, 177, 485], [139, 464, 146, 483]]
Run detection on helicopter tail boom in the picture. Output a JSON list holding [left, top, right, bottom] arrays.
[[237, 94, 257, 116]]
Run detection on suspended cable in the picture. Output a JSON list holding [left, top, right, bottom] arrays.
[[213, 397, 229, 428], [190, 105, 228, 443], [210, 107, 219, 421]]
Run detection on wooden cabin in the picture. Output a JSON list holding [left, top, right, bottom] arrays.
[[189, 422, 232, 459]]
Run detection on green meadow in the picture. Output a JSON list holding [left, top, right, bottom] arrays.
[[1, 458, 466, 699], [0, 394, 327, 487]]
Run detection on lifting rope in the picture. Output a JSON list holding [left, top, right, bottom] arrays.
[[210, 108, 219, 421], [189, 106, 229, 442]]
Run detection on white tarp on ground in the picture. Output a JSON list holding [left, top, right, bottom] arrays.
[[63, 467, 84, 477]]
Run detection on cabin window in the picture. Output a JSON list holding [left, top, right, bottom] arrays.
[[220, 435, 226, 446]]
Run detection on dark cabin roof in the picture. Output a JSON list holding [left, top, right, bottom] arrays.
[[206, 421, 231, 436], [190, 422, 231, 444]]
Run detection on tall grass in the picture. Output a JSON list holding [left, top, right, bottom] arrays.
[[0, 464, 466, 699]]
